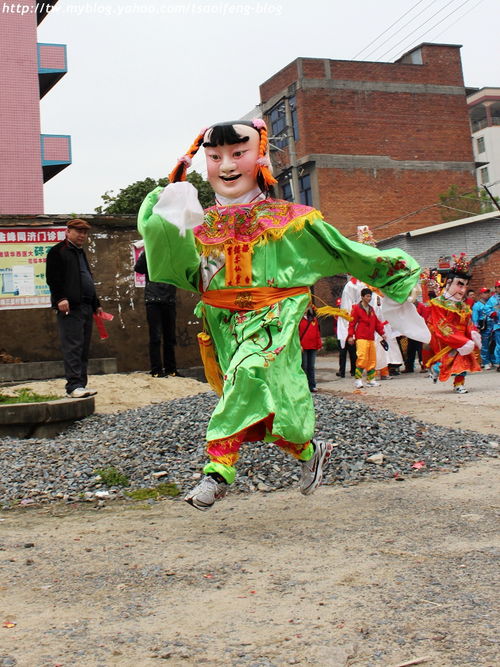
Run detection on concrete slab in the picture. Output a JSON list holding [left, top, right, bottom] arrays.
[[0, 395, 95, 438]]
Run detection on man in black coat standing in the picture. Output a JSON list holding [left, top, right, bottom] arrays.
[[46, 219, 102, 398], [134, 248, 179, 377]]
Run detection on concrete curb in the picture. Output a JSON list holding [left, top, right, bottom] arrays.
[[0, 358, 117, 383], [0, 396, 95, 438]]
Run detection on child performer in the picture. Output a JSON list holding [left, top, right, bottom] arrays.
[[138, 119, 423, 510], [347, 288, 387, 388]]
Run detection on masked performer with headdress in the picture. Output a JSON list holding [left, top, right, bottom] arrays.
[[138, 119, 424, 510], [425, 253, 481, 393]]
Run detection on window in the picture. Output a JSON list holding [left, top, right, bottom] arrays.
[[299, 173, 312, 206], [281, 180, 293, 202], [480, 166, 489, 184], [269, 102, 287, 149], [268, 95, 298, 150], [477, 136, 485, 153]]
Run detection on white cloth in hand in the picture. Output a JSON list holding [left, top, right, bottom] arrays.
[[471, 330, 482, 349], [457, 339, 474, 356], [152, 182, 204, 236], [381, 297, 431, 343]]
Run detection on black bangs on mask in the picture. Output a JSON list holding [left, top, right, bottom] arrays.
[[448, 270, 472, 282], [203, 121, 255, 148]]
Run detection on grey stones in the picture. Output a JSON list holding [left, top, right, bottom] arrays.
[[0, 393, 497, 507]]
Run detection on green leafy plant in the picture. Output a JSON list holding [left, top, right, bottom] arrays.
[[0, 388, 60, 404], [94, 467, 130, 487], [95, 171, 214, 214], [323, 336, 339, 352], [438, 184, 498, 222]]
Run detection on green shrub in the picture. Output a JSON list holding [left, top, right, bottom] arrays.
[[94, 467, 130, 487], [323, 336, 339, 352]]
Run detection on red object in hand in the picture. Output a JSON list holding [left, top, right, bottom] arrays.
[[93, 311, 114, 339]]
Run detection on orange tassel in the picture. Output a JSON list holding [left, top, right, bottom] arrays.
[[197, 332, 224, 396]]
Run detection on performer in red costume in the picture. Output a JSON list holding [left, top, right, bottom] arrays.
[[424, 254, 481, 394]]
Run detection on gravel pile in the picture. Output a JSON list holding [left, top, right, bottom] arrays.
[[0, 393, 497, 507]]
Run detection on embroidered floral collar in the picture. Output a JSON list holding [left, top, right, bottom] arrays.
[[193, 199, 320, 247], [432, 295, 471, 316]]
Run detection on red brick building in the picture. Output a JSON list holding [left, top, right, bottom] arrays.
[[259, 43, 477, 240]]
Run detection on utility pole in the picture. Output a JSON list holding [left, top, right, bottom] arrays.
[[284, 97, 300, 204]]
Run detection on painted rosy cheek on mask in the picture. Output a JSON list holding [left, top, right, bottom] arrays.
[[205, 143, 260, 198]]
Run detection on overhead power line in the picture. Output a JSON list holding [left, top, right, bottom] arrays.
[[425, 0, 485, 42], [375, 0, 468, 61], [351, 0, 431, 60]]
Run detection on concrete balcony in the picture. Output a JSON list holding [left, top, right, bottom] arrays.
[[40, 134, 72, 182], [38, 43, 67, 98]]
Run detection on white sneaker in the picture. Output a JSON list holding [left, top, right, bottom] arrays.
[[85, 387, 98, 396], [66, 387, 90, 398], [454, 385, 468, 394], [483, 364, 492, 371], [355, 379, 363, 389], [300, 440, 332, 496], [184, 475, 228, 511], [366, 380, 380, 387], [429, 366, 439, 383]]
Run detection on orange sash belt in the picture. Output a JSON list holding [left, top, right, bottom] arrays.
[[201, 286, 310, 311]]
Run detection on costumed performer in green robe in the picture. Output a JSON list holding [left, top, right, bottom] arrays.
[[138, 118, 424, 510]]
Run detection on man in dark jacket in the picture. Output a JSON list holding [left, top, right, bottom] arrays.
[[134, 249, 179, 377], [46, 219, 102, 398]]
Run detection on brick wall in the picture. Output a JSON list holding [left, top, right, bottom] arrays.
[[0, 216, 203, 372], [377, 220, 500, 270], [297, 88, 473, 161], [260, 60, 299, 101], [470, 243, 500, 291], [0, 1, 44, 214], [261, 45, 476, 239], [317, 168, 474, 238]]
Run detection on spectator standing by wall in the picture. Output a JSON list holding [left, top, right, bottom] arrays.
[[134, 249, 179, 377], [299, 307, 322, 393], [472, 287, 494, 369], [45, 219, 101, 398], [485, 280, 500, 371]]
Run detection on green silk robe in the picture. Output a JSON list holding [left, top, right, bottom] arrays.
[[138, 187, 420, 449]]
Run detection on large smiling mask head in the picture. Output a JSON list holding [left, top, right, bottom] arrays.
[[168, 119, 276, 202], [203, 123, 260, 199]]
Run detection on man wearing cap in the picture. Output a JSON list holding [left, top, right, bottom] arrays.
[[464, 289, 476, 307], [46, 219, 102, 398], [472, 287, 494, 370], [485, 281, 500, 371]]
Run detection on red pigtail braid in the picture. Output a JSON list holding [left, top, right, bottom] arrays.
[[167, 129, 206, 183], [257, 125, 277, 187]]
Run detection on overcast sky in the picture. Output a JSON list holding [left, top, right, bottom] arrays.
[[37, 0, 499, 214]]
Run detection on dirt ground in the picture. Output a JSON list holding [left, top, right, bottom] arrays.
[[0, 365, 499, 666]]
